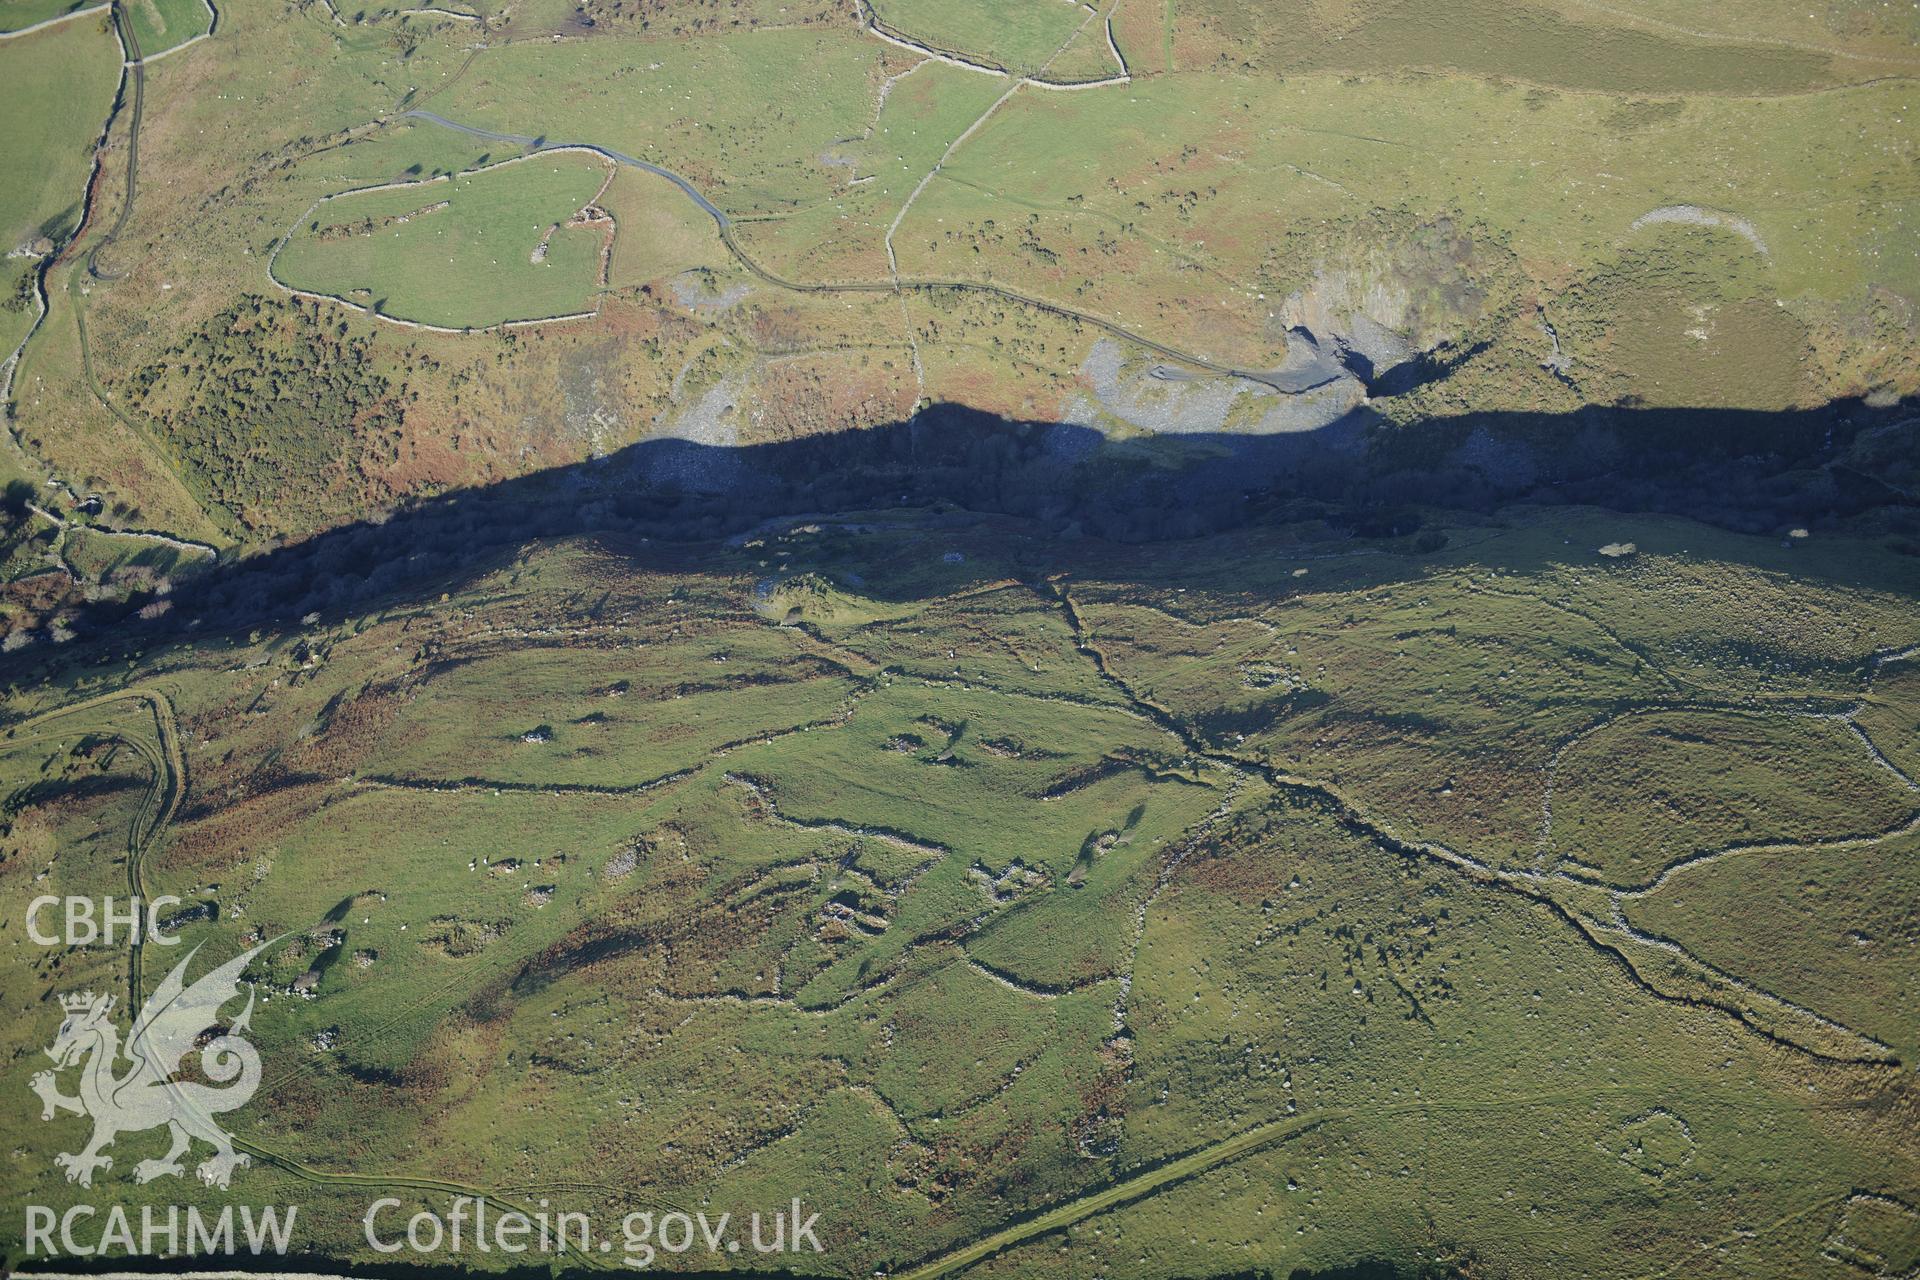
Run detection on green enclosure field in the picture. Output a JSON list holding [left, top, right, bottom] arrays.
[[274, 155, 613, 327], [736, 57, 1009, 280], [298, 117, 505, 190], [0, 16, 120, 250], [124, 0, 210, 54], [602, 166, 730, 288], [867, 0, 1088, 72], [354, 637, 868, 788], [0, 0, 98, 31]]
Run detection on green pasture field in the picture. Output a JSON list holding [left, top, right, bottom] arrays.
[[0, 0, 98, 30], [309, 116, 505, 190], [734, 57, 1010, 281], [867, 0, 1086, 73], [0, 16, 119, 251], [354, 636, 869, 788], [274, 154, 614, 327], [821, 579, 1129, 705], [602, 166, 731, 288], [124, 0, 210, 54]]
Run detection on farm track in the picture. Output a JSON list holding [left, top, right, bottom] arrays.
[[86, 0, 143, 282], [344, 109, 1311, 391], [3, 0, 245, 545], [3, 686, 186, 1008]]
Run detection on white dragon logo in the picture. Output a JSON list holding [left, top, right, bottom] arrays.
[[31, 941, 269, 1189]]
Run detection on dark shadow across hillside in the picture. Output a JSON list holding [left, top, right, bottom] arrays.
[[13, 394, 1920, 656]]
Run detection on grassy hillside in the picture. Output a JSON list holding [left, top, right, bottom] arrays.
[[1, 509, 1915, 1277]]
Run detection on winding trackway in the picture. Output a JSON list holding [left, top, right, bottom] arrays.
[[85, 0, 144, 281], [3, 687, 186, 1007], [388, 110, 1310, 392], [399, 110, 725, 221]]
